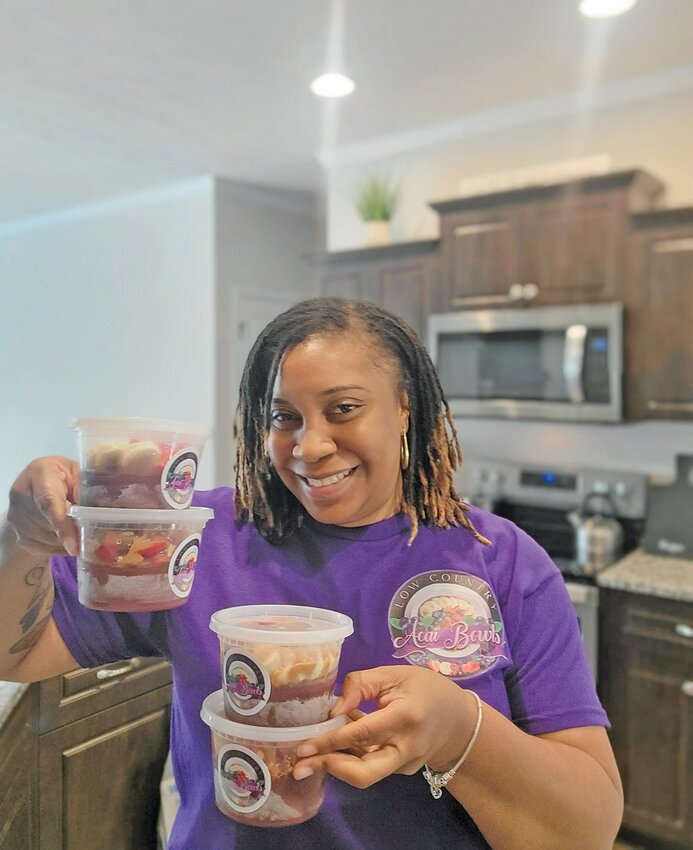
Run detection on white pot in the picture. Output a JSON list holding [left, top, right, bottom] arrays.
[[364, 220, 390, 247]]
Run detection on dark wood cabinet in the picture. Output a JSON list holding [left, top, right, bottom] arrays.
[[38, 685, 171, 850], [431, 170, 663, 310], [437, 205, 526, 307], [306, 240, 440, 339], [627, 210, 693, 421], [0, 658, 172, 849], [600, 590, 693, 847], [0, 689, 38, 850]]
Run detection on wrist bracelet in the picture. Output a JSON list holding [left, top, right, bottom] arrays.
[[422, 690, 483, 799]]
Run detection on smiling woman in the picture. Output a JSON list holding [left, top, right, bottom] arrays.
[[235, 297, 488, 544], [1, 296, 623, 850]]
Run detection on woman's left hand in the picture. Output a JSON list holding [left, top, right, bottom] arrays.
[[292, 665, 478, 788]]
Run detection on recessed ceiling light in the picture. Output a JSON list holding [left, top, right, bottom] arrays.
[[310, 73, 355, 98], [579, 0, 637, 18]]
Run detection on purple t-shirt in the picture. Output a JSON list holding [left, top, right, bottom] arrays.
[[51, 488, 607, 849]]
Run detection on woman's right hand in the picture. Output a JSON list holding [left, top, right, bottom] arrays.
[[6, 457, 80, 556]]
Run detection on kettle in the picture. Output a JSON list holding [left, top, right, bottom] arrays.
[[567, 492, 624, 576]]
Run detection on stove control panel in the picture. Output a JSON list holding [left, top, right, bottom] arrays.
[[458, 459, 647, 519]]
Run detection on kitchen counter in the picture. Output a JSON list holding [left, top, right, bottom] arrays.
[[597, 548, 693, 603], [0, 680, 29, 729]]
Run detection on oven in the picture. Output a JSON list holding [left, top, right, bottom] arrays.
[[456, 459, 647, 682]]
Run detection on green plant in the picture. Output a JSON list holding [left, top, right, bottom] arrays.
[[354, 176, 398, 222]]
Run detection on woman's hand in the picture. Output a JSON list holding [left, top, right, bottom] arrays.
[[292, 665, 478, 787], [6, 457, 79, 556]]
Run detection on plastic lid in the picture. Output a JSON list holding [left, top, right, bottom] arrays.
[[209, 604, 354, 644], [68, 506, 214, 526], [71, 417, 211, 438], [200, 690, 348, 742]]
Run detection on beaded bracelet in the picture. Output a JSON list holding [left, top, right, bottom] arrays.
[[422, 690, 483, 799]]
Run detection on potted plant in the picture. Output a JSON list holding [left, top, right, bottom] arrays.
[[354, 176, 399, 247]]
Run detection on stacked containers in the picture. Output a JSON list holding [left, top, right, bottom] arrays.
[[68, 417, 214, 612], [203, 605, 354, 827]]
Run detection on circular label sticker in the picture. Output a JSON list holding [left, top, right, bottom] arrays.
[[217, 744, 271, 813], [388, 571, 507, 680], [161, 448, 198, 508], [223, 651, 271, 716], [168, 534, 200, 598]]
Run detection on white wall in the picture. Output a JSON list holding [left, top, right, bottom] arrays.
[[322, 84, 693, 476], [213, 179, 320, 483], [0, 178, 217, 505]]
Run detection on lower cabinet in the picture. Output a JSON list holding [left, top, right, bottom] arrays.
[[0, 659, 172, 850], [600, 589, 693, 848], [38, 686, 171, 850]]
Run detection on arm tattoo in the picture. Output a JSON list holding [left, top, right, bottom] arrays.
[[9, 561, 53, 656]]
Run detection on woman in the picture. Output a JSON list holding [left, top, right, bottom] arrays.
[[0, 298, 623, 849]]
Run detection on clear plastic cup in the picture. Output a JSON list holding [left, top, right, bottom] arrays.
[[201, 690, 346, 828], [68, 506, 214, 612], [72, 417, 211, 510], [209, 605, 354, 727]]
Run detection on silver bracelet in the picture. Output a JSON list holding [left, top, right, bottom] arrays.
[[422, 690, 483, 799]]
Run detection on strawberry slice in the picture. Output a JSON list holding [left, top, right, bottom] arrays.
[[94, 531, 124, 562]]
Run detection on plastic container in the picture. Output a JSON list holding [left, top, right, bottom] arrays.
[[72, 417, 211, 510], [201, 690, 346, 828], [69, 506, 214, 612], [209, 605, 354, 727]]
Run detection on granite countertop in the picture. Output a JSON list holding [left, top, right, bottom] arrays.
[[0, 680, 29, 729], [597, 548, 693, 603]]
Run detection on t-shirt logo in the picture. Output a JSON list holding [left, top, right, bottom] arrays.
[[388, 571, 507, 680]]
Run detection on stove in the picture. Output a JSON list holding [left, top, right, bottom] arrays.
[[455, 458, 648, 680]]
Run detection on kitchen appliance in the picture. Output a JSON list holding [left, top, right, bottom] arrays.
[[641, 454, 693, 560], [567, 492, 624, 576], [427, 303, 623, 422], [456, 459, 647, 680]]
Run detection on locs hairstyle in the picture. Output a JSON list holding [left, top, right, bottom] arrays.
[[235, 297, 490, 547]]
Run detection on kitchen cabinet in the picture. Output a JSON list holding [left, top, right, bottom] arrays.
[[0, 658, 172, 849], [430, 170, 663, 310], [34, 657, 172, 850], [627, 209, 693, 421], [305, 240, 440, 339], [38, 683, 170, 850], [600, 589, 693, 847], [0, 689, 38, 850]]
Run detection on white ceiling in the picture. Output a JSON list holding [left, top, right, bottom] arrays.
[[2, 0, 693, 224]]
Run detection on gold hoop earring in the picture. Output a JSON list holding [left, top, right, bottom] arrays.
[[400, 431, 410, 471]]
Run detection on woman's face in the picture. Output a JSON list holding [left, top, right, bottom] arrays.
[[267, 330, 408, 527]]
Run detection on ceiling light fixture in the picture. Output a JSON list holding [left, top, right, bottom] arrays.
[[310, 73, 355, 98], [579, 0, 637, 18]]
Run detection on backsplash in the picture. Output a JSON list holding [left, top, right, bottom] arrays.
[[455, 418, 693, 481]]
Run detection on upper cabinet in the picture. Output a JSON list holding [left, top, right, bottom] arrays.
[[430, 170, 664, 310], [305, 240, 440, 340], [627, 209, 693, 420], [305, 169, 693, 422]]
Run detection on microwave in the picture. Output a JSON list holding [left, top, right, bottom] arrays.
[[427, 303, 623, 422]]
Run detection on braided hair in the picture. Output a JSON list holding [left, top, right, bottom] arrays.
[[235, 297, 490, 547]]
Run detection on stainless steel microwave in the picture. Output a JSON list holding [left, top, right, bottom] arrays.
[[427, 303, 623, 422]]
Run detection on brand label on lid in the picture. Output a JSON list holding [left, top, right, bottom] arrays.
[[217, 744, 271, 813], [224, 650, 271, 716], [168, 534, 200, 598], [161, 448, 198, 508]]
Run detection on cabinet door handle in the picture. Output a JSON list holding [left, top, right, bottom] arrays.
[[675, 623, 693, 639], [648, 401, 693, 413], [522, 283, 539, 301], [682, 681, 693, 697], [96, 659, 141, 680]]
